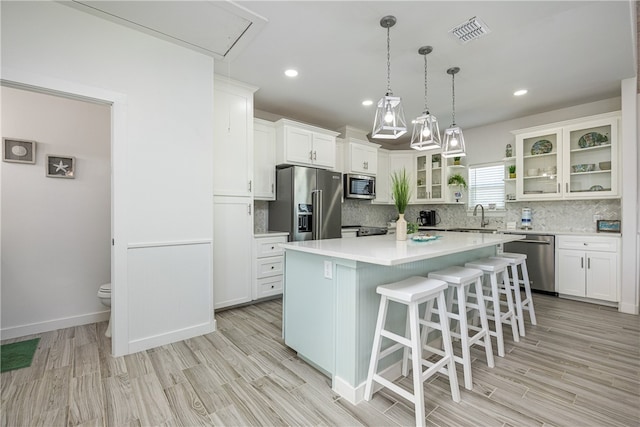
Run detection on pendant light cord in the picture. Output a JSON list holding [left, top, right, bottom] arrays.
[[451, 72, 456, 125], [386, 26, 392, 95], [423, 54, 428, 112]]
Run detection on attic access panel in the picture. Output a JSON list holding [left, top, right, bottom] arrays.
[[68, 0, 267, 60]]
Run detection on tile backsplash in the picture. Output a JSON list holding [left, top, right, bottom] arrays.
[[254, 199, 621, 234]]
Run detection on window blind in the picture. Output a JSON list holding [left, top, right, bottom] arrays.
[[468, 163, 505, 210]]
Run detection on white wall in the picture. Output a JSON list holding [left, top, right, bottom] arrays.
[[1, 1, 215, 354], [464, 97, 622, 164], [1, 87, 111, 332]]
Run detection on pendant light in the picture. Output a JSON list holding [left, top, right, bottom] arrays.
[[442, 67, 466, 158], [372, 15, 407, 139], [410, 46, 441, 151]]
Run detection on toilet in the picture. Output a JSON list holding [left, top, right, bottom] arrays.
[[97, 283, 112, 337]]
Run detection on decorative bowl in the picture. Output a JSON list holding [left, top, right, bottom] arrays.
[[578, 132, 608, 148], [572, 163, 596, 173], [531, 139, 552, 155], [599, 161, 611, 170]]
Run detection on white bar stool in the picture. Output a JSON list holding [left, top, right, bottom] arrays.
[[465, 258, 520, 357], [491, 252, 537, 337], [364, 276, 460, 427], [427, 266, 495, 390]]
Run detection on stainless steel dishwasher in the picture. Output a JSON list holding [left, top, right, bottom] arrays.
[[503, 234, 556, 295]]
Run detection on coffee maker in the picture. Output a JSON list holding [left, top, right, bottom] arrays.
[[418, 210, 438, 226]]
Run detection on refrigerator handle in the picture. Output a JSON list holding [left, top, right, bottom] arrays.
[[312, 189, 322, 240]]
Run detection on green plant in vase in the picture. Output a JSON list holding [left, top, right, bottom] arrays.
[[391, 168, 411, 241], [447, 173, 467, 203], [509, 165, 516, 178]]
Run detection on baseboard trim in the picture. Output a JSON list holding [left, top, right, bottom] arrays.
[[0, 310, 111, 340], [332, 362, 402, 405], [618, 301, 639, 315], [127, 321, 215, 354]]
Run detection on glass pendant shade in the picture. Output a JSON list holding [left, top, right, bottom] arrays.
[[410, 111, 441, 150], [441, 125, 466, 158], [372, 94, 407, 139], [371, 16, 406, 140], [441, 66, 466, 158]]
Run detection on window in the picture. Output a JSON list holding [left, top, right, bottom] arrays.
[[468, 163, 505, 210]]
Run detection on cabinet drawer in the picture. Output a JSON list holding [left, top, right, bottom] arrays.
[[255, 237, 286, 258], [256, 257, 284, 278], [557, 235, 619, 252], [256, 276, 283, 298]]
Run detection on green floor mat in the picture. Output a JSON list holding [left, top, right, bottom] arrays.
[[1, 338, 40, 373]]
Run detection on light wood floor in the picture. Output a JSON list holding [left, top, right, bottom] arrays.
[[2, 294, 639, 426]]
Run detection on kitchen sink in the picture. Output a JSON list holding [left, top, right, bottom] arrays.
[[449, 227, 499, 234]]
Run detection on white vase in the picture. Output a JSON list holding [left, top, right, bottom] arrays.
[[396, 213, 407, 241]]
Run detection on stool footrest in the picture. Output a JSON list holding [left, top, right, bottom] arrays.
[[372, 374, 414, 402], [380, 330, 411, 348]]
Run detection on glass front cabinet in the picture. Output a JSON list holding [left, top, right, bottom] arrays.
[[513, 112, 619, 201], [415, 152, 445, 203]]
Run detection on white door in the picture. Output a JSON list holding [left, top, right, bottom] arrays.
[[557, 249, 586, 297], [284, 127, 314, 165], [586, 251, 617, 301], [213, 196, 253, 309], [312, 133, 336, 169]]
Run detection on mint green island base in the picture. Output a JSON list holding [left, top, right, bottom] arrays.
[[281, 232, 524, 404]]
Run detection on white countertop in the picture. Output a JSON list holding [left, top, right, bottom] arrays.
[[417, 226, 621, 237], [254, 231, 289, 238], [281, 232, 525, 266]]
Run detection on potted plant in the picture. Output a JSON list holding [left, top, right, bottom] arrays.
[[509, 165, 516, 178], [432, 154, 441, 168], [453, 156, 462, 165], [447, 173, 467, 189], [391, 168, 411, 241], [448, 173, 467, 203]]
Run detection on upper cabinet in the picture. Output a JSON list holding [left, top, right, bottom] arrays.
[[275, 119, 339, 170], [513, 112, 620, 201], [373, 149, 390, 204], [415, 152, 445, 203], [343, 138, 380, 175], [254, 119, 277, 200], [213, 76, 258, 197], [562, 116, 618, 198]]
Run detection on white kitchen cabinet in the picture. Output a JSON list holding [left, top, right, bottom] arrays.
[[344, 138, 380, 175], [253, 119, 276, 200], [513, 112, 620, 201], [275, 119, 339, 169], [557, 235, 620, 303], [562, 115, 618, 198], [253, 234, 287, 300], [213, 76, 257, 197], [415, 152, 445, 203], [388, 151, 416, 204], [213, 196, 253, 309], [373, 149, 390, 204]]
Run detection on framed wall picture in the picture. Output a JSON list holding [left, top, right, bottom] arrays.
[[597, 220, 621, 233], [46, 155, 75, 179], [3, 138, 36, 164]]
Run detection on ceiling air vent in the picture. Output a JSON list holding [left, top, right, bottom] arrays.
[[449, 17, 491, 44]]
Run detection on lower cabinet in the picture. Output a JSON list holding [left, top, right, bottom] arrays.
[[557, 235, 619, 303], [253, 234, 287, 300], [213, 196, 253, 309]]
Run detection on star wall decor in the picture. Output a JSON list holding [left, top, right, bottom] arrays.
[[46, 155, 75, 179]]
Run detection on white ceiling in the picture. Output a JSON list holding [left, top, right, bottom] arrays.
[[71, 1, 636, 148]]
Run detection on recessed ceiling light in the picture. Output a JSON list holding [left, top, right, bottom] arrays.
[[362, 99, 373, 106], [284, 69, 298, 77], [514, 89, 528, 96]]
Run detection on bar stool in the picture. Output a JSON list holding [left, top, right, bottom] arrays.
[[427, 266, 495, 390], [364, 276, 460, 427], [491, 252, 537, 336], [465, 258, 520, 357]]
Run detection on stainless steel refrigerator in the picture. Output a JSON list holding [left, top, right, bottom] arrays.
[[269, 166, 342, 241]]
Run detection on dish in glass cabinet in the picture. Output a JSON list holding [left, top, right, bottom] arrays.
[[531, 139, 552, 155], [589, 185, 604, 191], [578, 132, 608, 148]]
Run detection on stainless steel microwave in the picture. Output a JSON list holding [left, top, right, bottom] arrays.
[[344, 174, 376, 199]]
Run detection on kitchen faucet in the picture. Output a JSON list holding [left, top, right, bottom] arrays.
[[473, 204, 490, 228]]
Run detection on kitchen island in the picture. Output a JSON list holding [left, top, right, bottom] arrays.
[[281, 231, 525, 404]]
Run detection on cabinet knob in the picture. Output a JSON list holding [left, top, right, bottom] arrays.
[[271, 285, 275, 289], [271, 246, 275, 250]]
